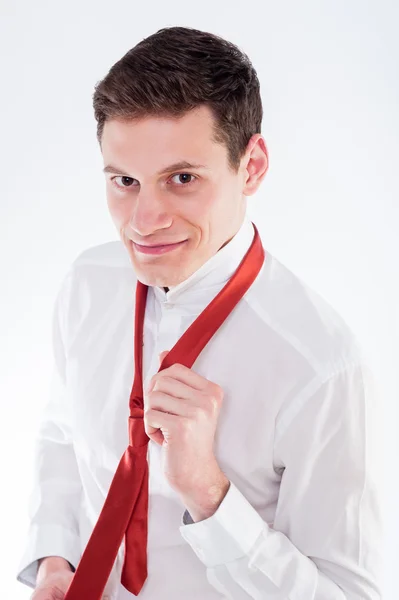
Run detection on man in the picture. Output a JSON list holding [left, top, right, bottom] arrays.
[[17, 26, 381, 600]]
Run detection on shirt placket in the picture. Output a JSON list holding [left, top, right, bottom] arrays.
[[147, 301, 183, 497]]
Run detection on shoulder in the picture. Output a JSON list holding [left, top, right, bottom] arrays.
[[64, 239, 136, 302], [71, 239, 133, 271], [55, 240, 137, 351], [247, 251, 367, 377]]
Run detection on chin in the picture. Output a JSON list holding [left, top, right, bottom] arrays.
[[127, 252, 195, 289], [132, 268, 171, 289]]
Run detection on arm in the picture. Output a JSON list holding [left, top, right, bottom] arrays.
[[16, 269, 82, 589], [179, 361, 382, 599]]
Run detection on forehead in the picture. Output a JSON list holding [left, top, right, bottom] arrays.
[[101, 104, 227, 170]]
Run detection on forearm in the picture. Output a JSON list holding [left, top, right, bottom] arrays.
[[179, 468, 231, 522]]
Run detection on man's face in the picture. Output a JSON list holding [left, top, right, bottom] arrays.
[[101, 105, 253, 288]]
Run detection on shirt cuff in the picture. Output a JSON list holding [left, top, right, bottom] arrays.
[[16, 524, 81, 589], [179, 480, 267, 567]]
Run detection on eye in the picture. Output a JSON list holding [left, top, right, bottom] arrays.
[[170, 173, 197, 186], [111, 176, 137, 189]]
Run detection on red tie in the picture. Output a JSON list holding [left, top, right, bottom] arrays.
[[64, 222, 265, 599]]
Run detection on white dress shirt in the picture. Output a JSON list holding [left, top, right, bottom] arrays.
[[16, 213, 382, 599]]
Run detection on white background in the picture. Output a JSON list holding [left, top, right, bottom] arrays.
[[1, 1, 397, 597]]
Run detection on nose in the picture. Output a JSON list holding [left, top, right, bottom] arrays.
[[128, 187, 172, 237]]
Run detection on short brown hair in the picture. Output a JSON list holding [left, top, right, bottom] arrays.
[[92, 26, 263, 172]]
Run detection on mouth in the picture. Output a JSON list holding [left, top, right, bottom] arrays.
[[132, 239, 188, 255]]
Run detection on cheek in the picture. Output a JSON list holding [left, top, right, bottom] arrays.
[[187, 185, 217, 219], [107, 194, 130, 224]]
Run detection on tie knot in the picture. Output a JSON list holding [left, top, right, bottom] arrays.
[[128, 411, 149, 447]]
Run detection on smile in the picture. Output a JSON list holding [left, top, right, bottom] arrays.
[[132, 240, 187, 255]]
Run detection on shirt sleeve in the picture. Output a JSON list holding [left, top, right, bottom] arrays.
[[179, 361, 382, 599], [16, 269, 82, 589]]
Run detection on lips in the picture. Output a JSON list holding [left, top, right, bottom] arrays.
[[132, 239, 187, 255], [135, 242, 184, 248]]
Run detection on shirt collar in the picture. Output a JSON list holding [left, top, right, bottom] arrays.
[[152, 213, 255, 308]]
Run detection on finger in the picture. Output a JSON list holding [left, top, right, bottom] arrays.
[[147, 389, 198, 418], [155, 362, 211, 392], [149, 375, 204, 407], [31, 589, 64, 600], [144, 407, 185, 437], [159, 350, 169, 365]]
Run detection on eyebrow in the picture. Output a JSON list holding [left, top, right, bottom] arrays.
[[103, 161, 209, 177]]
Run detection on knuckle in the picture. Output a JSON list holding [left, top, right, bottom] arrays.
[[214, 384, 224, 402], [150, 389, 163, 405], [207, 388, 223, 414], [144, 406, 153, 420], [196, 401, 211, 419]]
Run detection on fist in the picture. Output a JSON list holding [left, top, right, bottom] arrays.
[[144, 351, 225, 493]]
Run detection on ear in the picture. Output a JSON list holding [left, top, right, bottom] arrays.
[[242, 134, 269, 196]]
